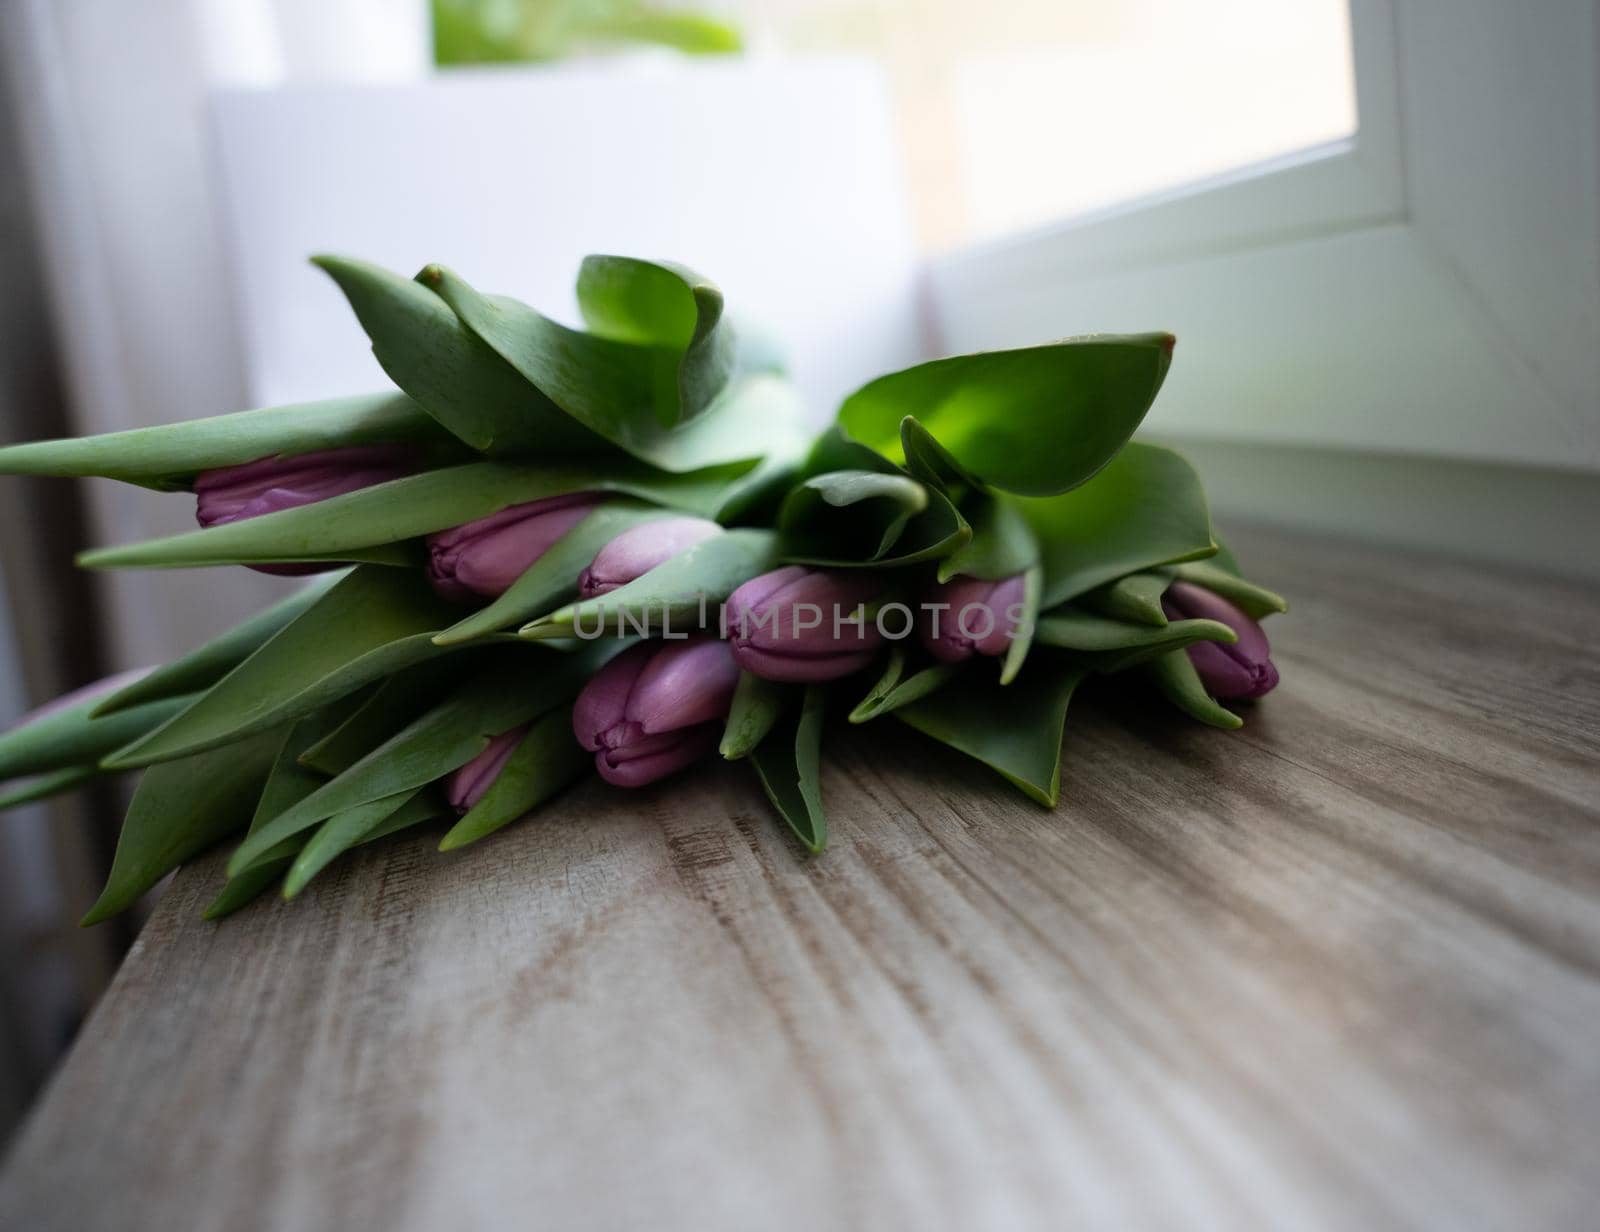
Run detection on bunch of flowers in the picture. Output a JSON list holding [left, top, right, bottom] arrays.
[[0, 254, 1284, 923]]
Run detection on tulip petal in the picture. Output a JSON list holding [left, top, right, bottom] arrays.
[[578, 516, 721, 597], [1185, 640, 1279, 700], [730, 642, 879, 683], [451, 503, 598, 597], [627, 639, 740, 735], [195, 447, 415, 528], [440, 709, 591, 850], [572, 643, 654, 751], [595, 724, 719, 787], [976, 575, 1027, 657], [723, 566, 810, 631], [1162, 580, 1277, 698], [527, 529, 778, 642], [921, 574, 1027, 662], [445, 724, 529, 813], [429, 494, 603, 600], [728, 568, 886, 656]]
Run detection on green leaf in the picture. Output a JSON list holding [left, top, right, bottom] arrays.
[[712, 450, 805, 526], [1021, 442, 1216, 608], [426, 265, 799, 470], [999, 565, 1043, 686], [204, 858, 292, 921], [0, 393, 451, 490], [775, 426, 969, 569], [432, 0, 742, 62], [563, 9, 743, 57], [936, 491, 1039, 583], [78, 458, 745, 571], [782, 484, 969, 569], [575, 255, 736, 428], [103, 567, 477, 768], [226, 644, 615, 875], [284, 789, 437, 898], [1079, 572, 1171, 627], [848, 643, 906, 719], [0, 690, 194, 782], [314, 255, 610, 456], [801, 423, 903, 477], [1166, 558, 1288, 620], [836, 334, 1174, 496], [898, 415, 983, 496], [678, 375, 811, 480], [204, 703, 363, 919], [297, 660, 463, 775], [523, 528, 777, 640], [847, 649, 959, 724], [253, 707, 358, 825], [361, 793, 443, 843], [81, 728, 284, 925], [750, 686, 827, 852], [1034, 608, 1237, 674], [93, 575, 339, 716], [778, 470, 928, 561], [782, 424, 971, 568], [719, 672, 791, 759], [896, 657, 1085, 806], [433, 503, 667, 646], [439, 709, 589, 850], [0, 765, 101, 812], [636, 373, 811, 478], [1144, 649, 1245, 730]]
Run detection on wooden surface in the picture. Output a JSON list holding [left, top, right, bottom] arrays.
[[3, 525, 1598, 1231]]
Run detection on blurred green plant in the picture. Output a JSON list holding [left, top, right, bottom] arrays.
[[432, 0, 742, 65]]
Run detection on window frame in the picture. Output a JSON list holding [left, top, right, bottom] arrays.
[[924, 0, 1600, 473]]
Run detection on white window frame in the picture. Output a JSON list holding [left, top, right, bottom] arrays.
[[925, 0, 1600, 474]]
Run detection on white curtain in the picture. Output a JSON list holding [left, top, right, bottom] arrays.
[[0, 0, 429, 1141]]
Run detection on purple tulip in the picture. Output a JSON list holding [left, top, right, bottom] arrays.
[[722, 566, 885, 682], [445, 724, 528, 814], [577, 517, 722, 598], [1162, 580, 1280, 699], [427, 493, 602, 601], [921, 574, 1027, 663], [193, 445, 414, 576], [572, 638, 738, 787]]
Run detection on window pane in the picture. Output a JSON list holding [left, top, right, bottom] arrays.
[[724, 0, 1357, 252]]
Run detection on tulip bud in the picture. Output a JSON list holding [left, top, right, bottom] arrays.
[[1161, 580, 1280, 699], [920, 574, 1026, 663], [722, 566, 885, 682], [577, 516, 722, 598], [572, 638, 738, 787], [445, 724, 528, 814], [427, 493, 602, 601], [194, 446, 414, 575]]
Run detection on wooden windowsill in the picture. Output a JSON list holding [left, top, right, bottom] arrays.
[[2, 524, 1596, 1229]]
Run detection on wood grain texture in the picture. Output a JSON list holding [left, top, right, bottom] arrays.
[[2, 526, 1598, 1231]]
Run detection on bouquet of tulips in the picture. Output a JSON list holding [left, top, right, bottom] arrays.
[[0, 254, 1285, 924]]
